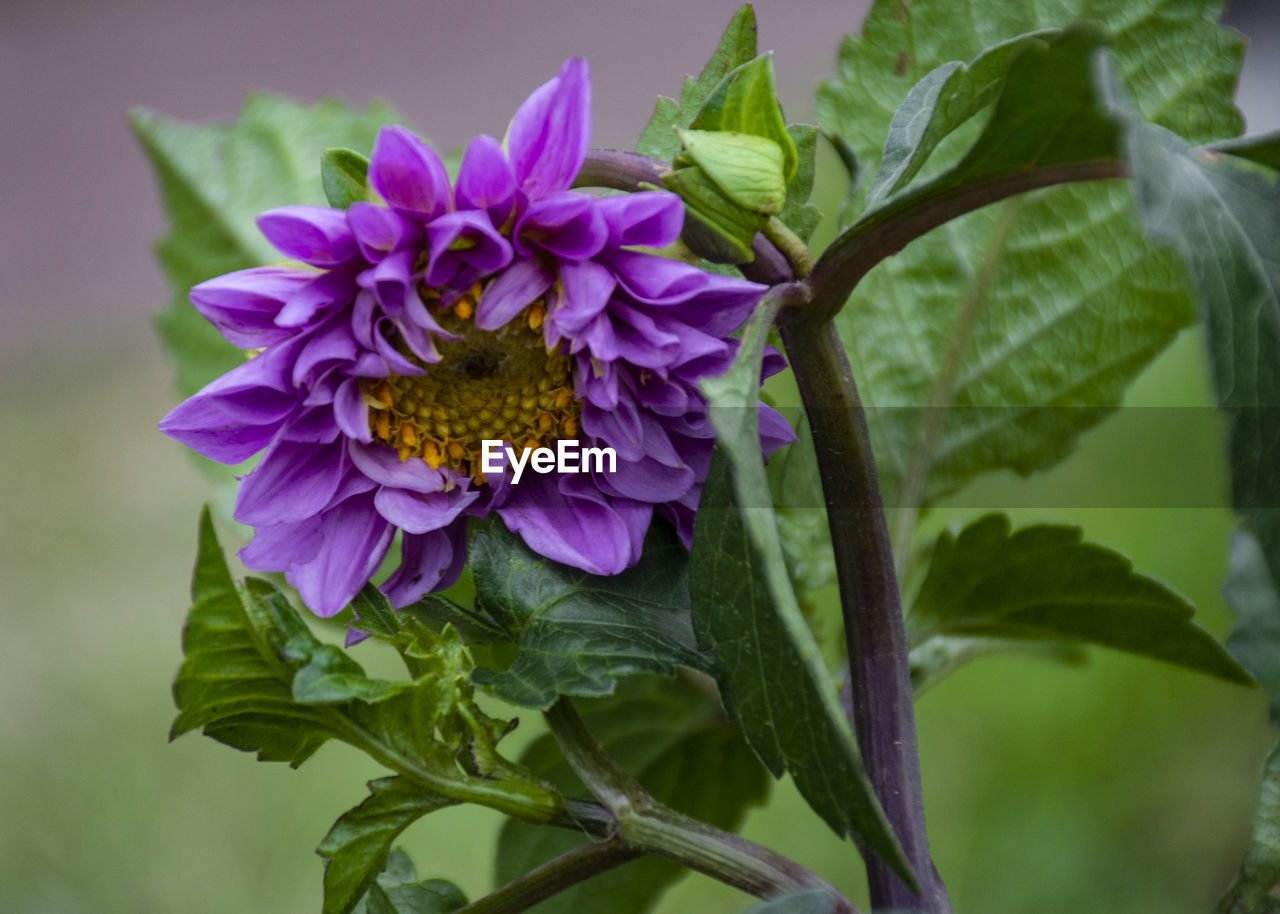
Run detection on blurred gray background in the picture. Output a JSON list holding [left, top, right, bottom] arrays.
[[2, 1, 1278, 912]]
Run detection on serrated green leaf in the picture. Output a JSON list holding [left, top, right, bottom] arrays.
[[293, 644, 409, 705], [495, 676, 769, 914], [319, 777, 456, 914], [322, 147, 372, 209], [636, 5, 757, 161], [469, 522, 710, 709], [402, 594, 508, 646], [908, 634, 1088, 697], [132, 95, 398, 398], [815, 1, 1243, 513], [689, 55, 797, 182], [694, 297, 913, 885], [742, 890, 838, 914], [1216, 739, 1280, 913], [908, 514, 1252, 684], [351, 583, 402, 639], [171, 508, 332, 765]]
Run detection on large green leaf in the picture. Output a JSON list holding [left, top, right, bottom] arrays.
[[318, 778, 457, 914], [131, 95, 397, 398], [694, 299, 912, 885], [469, 522, 710, 709], [636, 5, 758, 162], [1225, 529, 1280, 720], [1114, 97, 1280, 711], [495, 676, 769, 914], [815, 0, 1242, 513], [907, 514, 1252, 684], [1216, 739, 1280, 913]]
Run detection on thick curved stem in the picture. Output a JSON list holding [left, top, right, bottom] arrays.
[[777, 312, 950, 913]]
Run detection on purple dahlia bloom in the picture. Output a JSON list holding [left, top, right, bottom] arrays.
[[160, 59, 794, 618]]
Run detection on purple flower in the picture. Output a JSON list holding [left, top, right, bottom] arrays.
[[160, 59, 793, 618]]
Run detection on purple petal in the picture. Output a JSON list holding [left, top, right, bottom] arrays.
[[240, 514, 324, 570], [158, 343, 302, 463], [475, 257, 554, 330], [362, 246, 418, 315], [279, 405, 340, 444], [234, 438, 347, 525], [287, 492, 395, 617], [603, 250, 764, 337], [382, 521, 469, 607], [276, 268, 358, 328], [347, 202, 420, 262], [257, 206, 357, 267], [373, 483, 479, 534], [506, 58, 591, 199], [349, 440, 452, 494], [291, 316, 359, 388], [455, 134, 516, 223], [596, 192, 684, 248], [424, 211, 514, 286], [369, 125, 452, 218], [548, 258, 614, 337], [596, 453, 694, 503], [190, 267, 310, 348], [497, 472, 640, 575], [514, 192, 608, 260], [759, 403, 797, 455], [334, 377, 372, 442]]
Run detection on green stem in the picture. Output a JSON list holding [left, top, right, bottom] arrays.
[[455, 840, 642, 914], [763, 216, 816, 278], [544, 698, 860, 912]]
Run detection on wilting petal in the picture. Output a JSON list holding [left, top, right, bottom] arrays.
[[240, 514, 324, 570], [190, 267, 310, 348], [604, 250, 764, 337], [348, 202, 419, 263], [257, 206, 357, 267], [287, 492, 395, 617], [369, 125, 452, 218], [455, 134, 516, 223], [348, 440, 451, 494], [475, 256, 553, 330], [276, 268, 358, 328], [506, 58, 590, 200], [596, 192, 684, 248], [548, 258, 614, 338], [333, 377, 371, 442]]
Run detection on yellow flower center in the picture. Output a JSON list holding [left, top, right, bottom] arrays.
[[363, 284, 578, 484]]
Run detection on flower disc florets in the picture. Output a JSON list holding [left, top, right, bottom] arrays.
[[160, 59, 793, 618]]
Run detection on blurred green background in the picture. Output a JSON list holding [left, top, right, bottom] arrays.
[[2, 1, 1278, 912]]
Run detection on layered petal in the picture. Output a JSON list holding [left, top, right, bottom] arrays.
[[506, 58, 590, 200]]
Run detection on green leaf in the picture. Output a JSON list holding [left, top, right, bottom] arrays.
[[636, 4, 757, 161], [173, 509, 557, 819], [495, 676, 769, 914], [1216, 739, 1280, 913], [815, 1, 1243, 511], [322, 147, 372, 209], [1212, 130, 1280, 171], [403, 594, 508, 646], [779, 125, 822, 242], [675, 129, 787, 214], [318, 778, 456, 914], [131, 95, 398, 398], [171, 507, 332, 765], [1225, 529, 1280, 720], [350, 849, 467, 914], [909, 635, 1087, 697], [694, 299, 913, 886], [1110, 80, 1280, 709], [907, 514, 1252, 684], [469, 521, 710, 709], [689, 55, 797, 182], [350, 583, 402, 639], [742, 890, 839, 914], [864, 31, 1052, 209]]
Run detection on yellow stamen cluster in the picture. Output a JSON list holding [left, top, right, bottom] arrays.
[[364, 283, 579, 484]]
